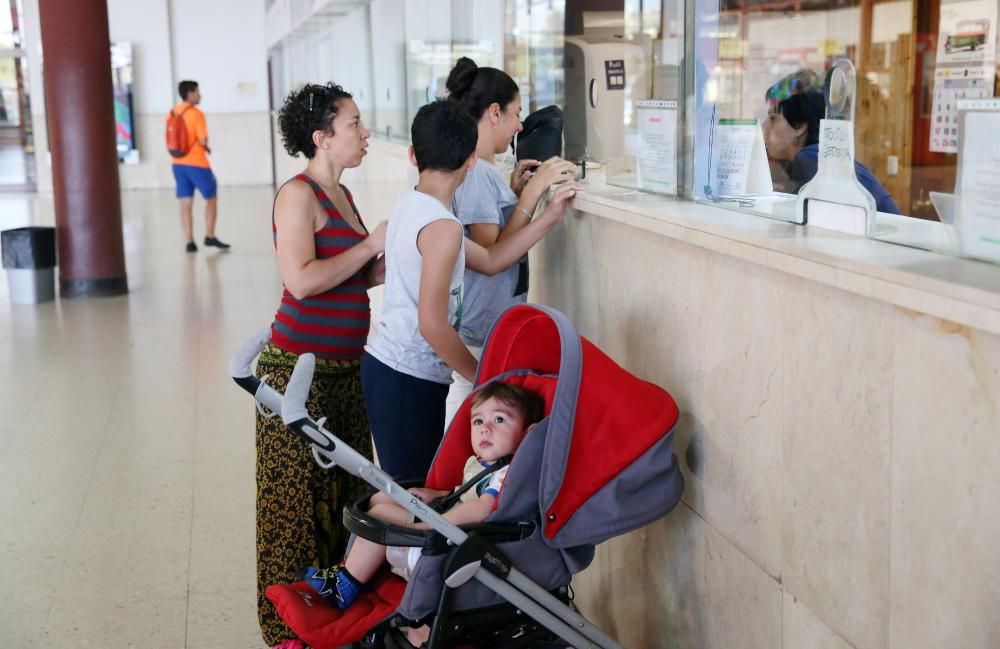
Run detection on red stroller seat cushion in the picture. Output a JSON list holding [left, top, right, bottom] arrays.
[[266, 569, 407, 649]]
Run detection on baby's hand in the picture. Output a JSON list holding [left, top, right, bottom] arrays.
[[407, 487, 440, 504]]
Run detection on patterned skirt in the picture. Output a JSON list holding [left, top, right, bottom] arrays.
[[255, 343, 373, 645]]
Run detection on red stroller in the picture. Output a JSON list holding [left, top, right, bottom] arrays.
[[231, 304, 684, 648]]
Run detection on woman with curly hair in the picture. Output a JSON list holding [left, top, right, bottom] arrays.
[[255, 82, 386, 648]]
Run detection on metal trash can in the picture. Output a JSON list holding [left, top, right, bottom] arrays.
[[2, 226, 57, 304]]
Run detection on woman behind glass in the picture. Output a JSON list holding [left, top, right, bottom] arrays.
[[761, 75, 901, 214], [443, 57, 576, 426], [256, 82, 386, 648]]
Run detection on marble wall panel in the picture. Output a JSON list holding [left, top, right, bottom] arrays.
[[889, 312, 1000, 649], [530, 208, 602, 342], [581, 215, 784, 577], [783, 592, 855, 649], [574, 504, 781, 649], [687, 248, 785, 578], [781, 279, 894, 649]]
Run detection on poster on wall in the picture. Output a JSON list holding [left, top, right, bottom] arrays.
[[929, 0, 997, 153], [111, 42, 139, 164]]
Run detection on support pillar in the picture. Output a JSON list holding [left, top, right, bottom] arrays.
[[38, 0, 127, 297]]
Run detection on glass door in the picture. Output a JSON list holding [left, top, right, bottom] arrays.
[[0, 0, 35, 191]]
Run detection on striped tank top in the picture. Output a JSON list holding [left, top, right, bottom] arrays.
[[270, 174, 371, 360]]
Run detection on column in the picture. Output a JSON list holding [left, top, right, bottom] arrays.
[[38, 0, 127, 297]]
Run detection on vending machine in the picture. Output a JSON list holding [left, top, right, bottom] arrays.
[[563, 36, 649, 162]]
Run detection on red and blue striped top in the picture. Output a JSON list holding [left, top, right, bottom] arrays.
[[270, 174, 371, 360]]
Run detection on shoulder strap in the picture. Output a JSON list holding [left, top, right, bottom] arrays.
[[296, 173, 323, 197], [271, 175, 309, 230], [341, 184, 364, 225], [295, 175, 365, 231], [433, 456, 512, 512]]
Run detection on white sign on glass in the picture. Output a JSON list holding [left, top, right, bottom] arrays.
[[635, 99, 678, 196], [955, 101, 1000, 261], [796, 59, 876, 235]]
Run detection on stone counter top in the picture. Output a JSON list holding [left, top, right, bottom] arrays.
[[571, 172, 1000, 335]]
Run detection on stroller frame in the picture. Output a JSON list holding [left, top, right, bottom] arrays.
[[231, 326, 625, 649]]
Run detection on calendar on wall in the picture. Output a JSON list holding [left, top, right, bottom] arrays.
[[929, 0, 998, 153], [930, 70, 991, 153]]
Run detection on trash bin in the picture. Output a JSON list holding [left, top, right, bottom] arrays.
[[2, 226, 57, 304]]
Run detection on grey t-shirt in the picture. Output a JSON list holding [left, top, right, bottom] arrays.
[[453, 160, 528, 348], [366, 191, 465, 384]]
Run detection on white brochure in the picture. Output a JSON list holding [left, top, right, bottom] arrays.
[[710, 118, 771, 197]]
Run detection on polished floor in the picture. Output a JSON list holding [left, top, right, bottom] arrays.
[[0, 131, 36, 190], [0, 181, 388, 648]]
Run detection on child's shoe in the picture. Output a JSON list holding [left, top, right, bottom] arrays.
[[298, 565, 361, 610]]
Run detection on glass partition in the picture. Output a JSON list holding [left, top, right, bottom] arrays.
[[504, 0, 566, 115], [266, 0, 1000, 265], [603, 0, 687, 195], [370, 0, 409, 142], [403, 1, 454, 132]]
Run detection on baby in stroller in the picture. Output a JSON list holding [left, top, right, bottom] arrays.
[[301, 382, 544, 612]]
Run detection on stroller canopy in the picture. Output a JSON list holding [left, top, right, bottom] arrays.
[[429, 304, 683, 549]]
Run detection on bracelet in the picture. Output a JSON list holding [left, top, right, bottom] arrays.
[[515, 206, 532, 218]]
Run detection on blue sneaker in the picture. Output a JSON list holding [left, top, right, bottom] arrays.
[[298, 565, 361, 610]]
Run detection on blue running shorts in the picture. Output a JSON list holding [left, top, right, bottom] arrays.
[[172, 164, 218, 199]]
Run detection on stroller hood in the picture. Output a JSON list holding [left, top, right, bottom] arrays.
[[472, 304, 683, 548]]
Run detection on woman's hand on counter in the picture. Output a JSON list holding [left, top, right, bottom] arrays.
[[522, 157, 578, 204], [538, 182, 585, 226]]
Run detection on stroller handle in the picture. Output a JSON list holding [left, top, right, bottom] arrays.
[[282, 353, 315, 426], [229, 325, 272, 395]]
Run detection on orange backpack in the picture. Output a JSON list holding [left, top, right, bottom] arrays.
[[165, 106, 192, 158]]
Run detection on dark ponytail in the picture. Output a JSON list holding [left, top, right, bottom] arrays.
[[446, 57, 519, 121]]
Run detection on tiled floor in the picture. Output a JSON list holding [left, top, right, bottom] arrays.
[[0, 179, 388, 648], [0, 137, 36, 189]]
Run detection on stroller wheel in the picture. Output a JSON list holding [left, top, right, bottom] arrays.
[[356, 629, 388, 649], [381, 628, 417, 649]]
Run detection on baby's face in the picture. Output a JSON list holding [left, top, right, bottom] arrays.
[[470, 396, 526, 462]]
